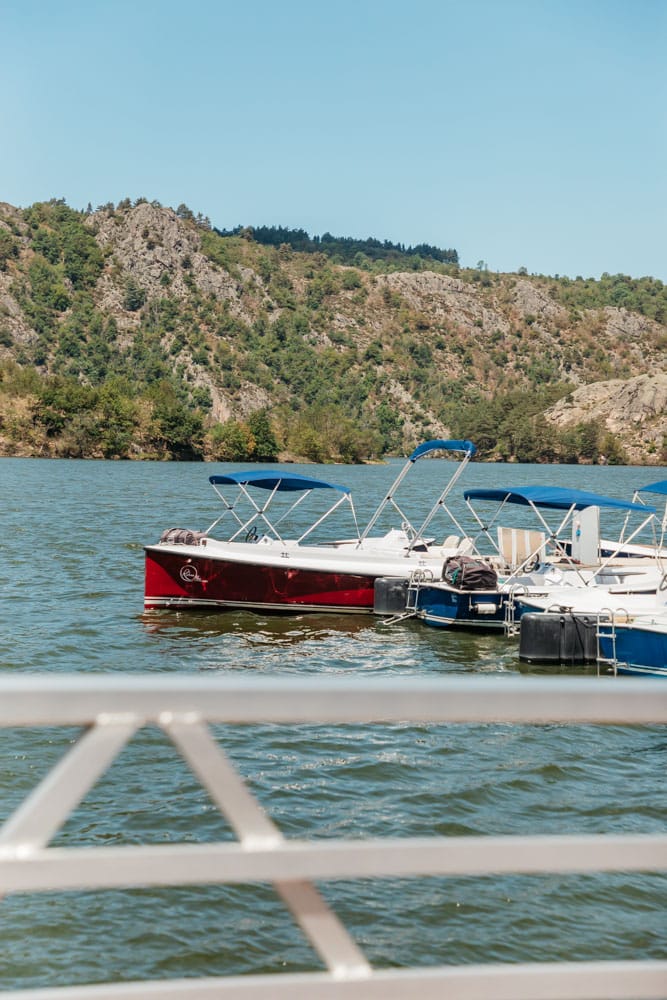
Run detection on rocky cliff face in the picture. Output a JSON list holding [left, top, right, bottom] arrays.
[[546, 374, 667, 464], [88, 204, 258, 325]]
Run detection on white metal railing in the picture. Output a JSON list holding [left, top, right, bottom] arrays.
[[0, 674, 665, 1000]]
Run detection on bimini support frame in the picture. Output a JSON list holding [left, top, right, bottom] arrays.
[[207, 472, 360, 545], [356, 439, 476, 554], [463, 486, 657, 585], [629, 480, 667, 553]]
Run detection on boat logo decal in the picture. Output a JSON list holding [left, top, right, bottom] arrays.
[[180, 565, 201, 583]]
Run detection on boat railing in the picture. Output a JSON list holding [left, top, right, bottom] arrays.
[[0, 674, 665, 1000]]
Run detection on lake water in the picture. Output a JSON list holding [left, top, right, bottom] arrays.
[[0, 457, 665, 990]]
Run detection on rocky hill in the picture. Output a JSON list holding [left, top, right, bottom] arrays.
[[0, 198, 665, 463]]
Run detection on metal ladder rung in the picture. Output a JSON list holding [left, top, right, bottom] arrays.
[[380, 610, 417, 627]]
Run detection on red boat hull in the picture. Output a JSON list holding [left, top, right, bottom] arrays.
[[144, 548, 376, 612]]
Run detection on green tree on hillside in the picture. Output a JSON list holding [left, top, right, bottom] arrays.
[[208, 420, 255, 461], [0, 230, 20, 269], [123, 277, 146, 312], [149, 381, 203, 458], [247, 409, 278, 461]]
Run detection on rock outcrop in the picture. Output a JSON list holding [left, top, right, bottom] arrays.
[[88, 203, 261, 327], [546, 374, 667, 463]]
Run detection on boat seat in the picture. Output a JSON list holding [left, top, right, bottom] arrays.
[[456, 537, 474, 555], [497, 526, 546, 570], [442, 535, 460, 549]]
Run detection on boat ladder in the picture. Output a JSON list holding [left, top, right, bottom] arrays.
[[595, 609, 630, 677], [381, 568, 434, 626], [503, 584, 526, 637]]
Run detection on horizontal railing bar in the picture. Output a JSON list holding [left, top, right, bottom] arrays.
[[2, 961, 667, 1000], [0, 675, 665, 725], [0, 834, 665, 893]]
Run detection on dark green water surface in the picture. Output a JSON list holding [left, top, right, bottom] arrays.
[[0, 457, 665, 990]]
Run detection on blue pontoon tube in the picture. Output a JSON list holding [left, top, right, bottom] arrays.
[[357, 439, 477, 554], [207, 471, 359, 544], [462, 486, 658, 583]]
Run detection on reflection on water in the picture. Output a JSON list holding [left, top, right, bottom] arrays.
[[141, 608, 372, 643], [141, 608, 426, 675], [140, 607, 529, 677]]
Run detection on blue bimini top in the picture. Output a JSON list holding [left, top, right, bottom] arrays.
[[463, 485, 655, 514], [638, 480, 667, 497], [209, 471, 351, 494], [409, 439, 477, 461]]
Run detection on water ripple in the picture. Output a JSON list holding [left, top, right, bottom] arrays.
[[0, 458, 665, 989]]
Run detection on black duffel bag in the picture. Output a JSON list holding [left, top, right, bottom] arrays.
[[442, 555, 498, 590]]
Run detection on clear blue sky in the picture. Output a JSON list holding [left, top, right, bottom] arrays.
[[2, 0, 665, 280]]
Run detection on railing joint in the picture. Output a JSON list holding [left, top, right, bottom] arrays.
[[242, 834, 284, 850], [159, 710, 203, 727], [95, 712, 142, 726]]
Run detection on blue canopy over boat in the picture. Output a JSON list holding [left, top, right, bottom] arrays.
[[209, 471, 351, 494], [638, 480, 667, 497], [463, 486, 656, 514], [409, 439, 476, 461]]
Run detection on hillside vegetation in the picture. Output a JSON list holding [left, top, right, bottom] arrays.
[[0, 198, 665, 464]]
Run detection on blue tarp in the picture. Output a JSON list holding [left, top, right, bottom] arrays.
[[463, 485, 656, 514], [638, 480, 667, 497], [409, 439, 477, 461], [209, 471, 351, 494]]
